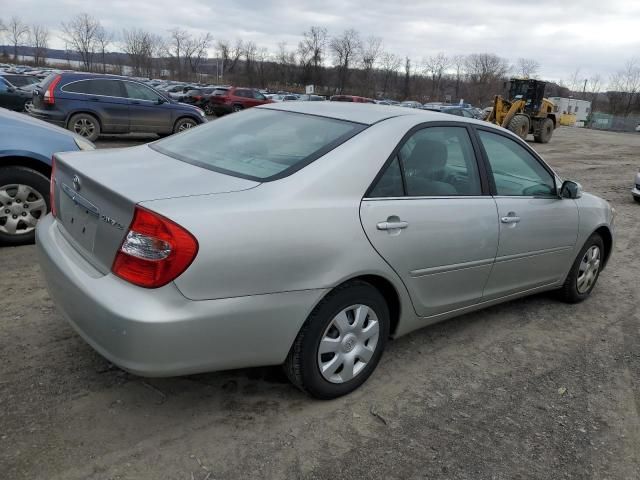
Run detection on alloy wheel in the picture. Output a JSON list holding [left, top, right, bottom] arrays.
[[73, 118, 95, 138], [317, 304, 380, 384], [178, 121, 195, 132], [0, 184, 47, 236]]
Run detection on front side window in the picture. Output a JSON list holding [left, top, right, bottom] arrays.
[[0, 79, 9, 92], [124, 82, 161, 101], [478, 130, 556, 197], [152, 109, 365, 181]]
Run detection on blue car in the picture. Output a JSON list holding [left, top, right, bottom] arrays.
[[0, 107, 95, 245], [30, 72, 207, 142]]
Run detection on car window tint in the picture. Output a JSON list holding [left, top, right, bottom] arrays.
[[399, 126, 482, 196], [62, 80, 92, 94], [124, 82, 160, 101], [0, 79, 8, 92], [87, 79, 124, 97], [152, 109, 365, 181], [478, 130, 556, 197], [369, 156, 404, 197], [254, 91, 266, 100]]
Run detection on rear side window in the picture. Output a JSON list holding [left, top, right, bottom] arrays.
[[152, 109, 366, 181], [124, 82, 161, 101], [63, 79, 124, 97]]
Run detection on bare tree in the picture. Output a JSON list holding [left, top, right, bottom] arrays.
[[465, 53, 509, 104], [403, 56, 411, 100], [298, 26, 327, 86], [95, 26, 113, 73], [168, 28, 189, 78], [8, 17, 29, 61], [122, 28, 161, 77], [330, 29, 361, 93], [61, 14, 101, 71], [567, 67, 583, 92], [516, 58, 540, 78], [360, 36, 382, 97], [183, 32, 212, 80], [379, 51, 401, 98], [28, 25, 49, 66], [424, 52, 449, 99], [451, 54, 466, 100], [609, 58, 640, 116]]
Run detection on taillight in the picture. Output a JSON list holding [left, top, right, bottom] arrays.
[[44, 74, 62, 105], [50, 157, 57, 217], [112, 206, 198, 288]]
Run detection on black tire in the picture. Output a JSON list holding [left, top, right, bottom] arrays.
[[0, 166, 51, 246], [203, 103, 215, 116], [68, 113, 100, 142], [557, 233, 604, 303], [633, 196, 640, 204], [507, 114, 530, 140], [534, 118, 554, 143], [173, 117, 198, 134], [284, 280, 390, 399], [232, 104, 243, 113]]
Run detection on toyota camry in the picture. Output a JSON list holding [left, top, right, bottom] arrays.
[[36, 102, 615, 399]]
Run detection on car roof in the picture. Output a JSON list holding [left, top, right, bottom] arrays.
[[261, 101, 444, 125]]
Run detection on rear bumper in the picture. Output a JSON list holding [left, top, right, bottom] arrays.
[[29, 108, 66, 128], [632, 186, 640, 199], [36, 214, 327, 376]]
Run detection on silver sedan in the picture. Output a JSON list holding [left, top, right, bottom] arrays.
[[36, 103, 615, 399], [632, 169, 640, 203]]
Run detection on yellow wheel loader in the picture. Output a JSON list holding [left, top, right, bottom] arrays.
[[485, 79, 557, 143]]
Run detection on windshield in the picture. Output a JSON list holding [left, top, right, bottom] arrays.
[[151, 108, 366, 181], [2, 75, 38, 87]]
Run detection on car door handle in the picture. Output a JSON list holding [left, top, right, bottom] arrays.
[[501, 215, 521, 224], [377, 220, 409, 230]]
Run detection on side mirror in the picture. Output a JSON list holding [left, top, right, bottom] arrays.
[[560, 180, 582, 199], [7, 86, 15, 93]]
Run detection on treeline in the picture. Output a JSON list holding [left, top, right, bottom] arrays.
[[1, 14, 639, 112]]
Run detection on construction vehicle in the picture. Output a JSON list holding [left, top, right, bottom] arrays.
[[485, 79, 557, 143]]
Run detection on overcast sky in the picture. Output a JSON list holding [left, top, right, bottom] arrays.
[[3, 0, 639, 84]]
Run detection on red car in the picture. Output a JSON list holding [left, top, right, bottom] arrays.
[[330, 95, 375, 103], [207, 87, 272, 116]]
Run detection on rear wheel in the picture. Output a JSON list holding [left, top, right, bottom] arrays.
[[534, 118, 554, 143], [507, 114, 530, 140], [68, 113, 100, 142], [0, 166, 50, 246], [284, 280, 390, 399], [173, 117, 197, 134], [557, 233, 604, 303]]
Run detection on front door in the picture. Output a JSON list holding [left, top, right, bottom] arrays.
[[476, 128, 579, 298], [123, 81, 173, 133], [360, 125, 499, 317]]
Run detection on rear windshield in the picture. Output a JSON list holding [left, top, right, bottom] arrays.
[[151, 108, 366, 181]]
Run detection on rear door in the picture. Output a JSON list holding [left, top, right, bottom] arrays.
[[123, 81, 172, 133], [61, 79, 130, 133], [360, 124, 499, 317], [0, 78, 22, 110], [475, 127, 579, 298]]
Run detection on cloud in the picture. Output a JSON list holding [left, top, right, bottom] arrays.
[[3, 0, 639, 82]]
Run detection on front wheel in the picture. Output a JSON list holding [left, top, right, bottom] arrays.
[[0, 166, 50, 246], [284, 281, 390, 399], [507, 114, 530, 140], [557, 233, 604, 303], [203, 103, 215, 116], [232, 104, 243, 113], [173, 117, 198, 134]]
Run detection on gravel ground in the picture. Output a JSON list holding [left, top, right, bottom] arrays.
[[1, 127, 639, 480]]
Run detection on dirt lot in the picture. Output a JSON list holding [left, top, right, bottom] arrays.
[[1, 127, 639, 479]]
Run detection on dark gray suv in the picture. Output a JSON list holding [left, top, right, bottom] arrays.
[[30, 73, 207, 141]]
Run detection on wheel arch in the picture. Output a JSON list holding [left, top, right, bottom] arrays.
[[594, 225, 613, 270], [65, 110, 103, 130], [0, 154, 52, 178], [323, 274, 402, 337], [174, 115, 201, 129]]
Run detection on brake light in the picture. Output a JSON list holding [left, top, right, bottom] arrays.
[[112, 206, 198, 288], [50, 157, 57, 217], [44, 74, 62, 105]]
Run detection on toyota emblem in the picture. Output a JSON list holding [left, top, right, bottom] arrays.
[[72, 175, 81, 191]]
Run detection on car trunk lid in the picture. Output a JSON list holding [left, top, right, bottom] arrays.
[[52, 144, 259, 274]]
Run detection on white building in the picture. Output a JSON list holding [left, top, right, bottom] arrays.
[[548, 97, 592, 123]]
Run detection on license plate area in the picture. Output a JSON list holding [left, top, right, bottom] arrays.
[[59, 183, 99, 252]]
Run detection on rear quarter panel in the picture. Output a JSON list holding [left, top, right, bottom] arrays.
[[141, 117, 423, 326]]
